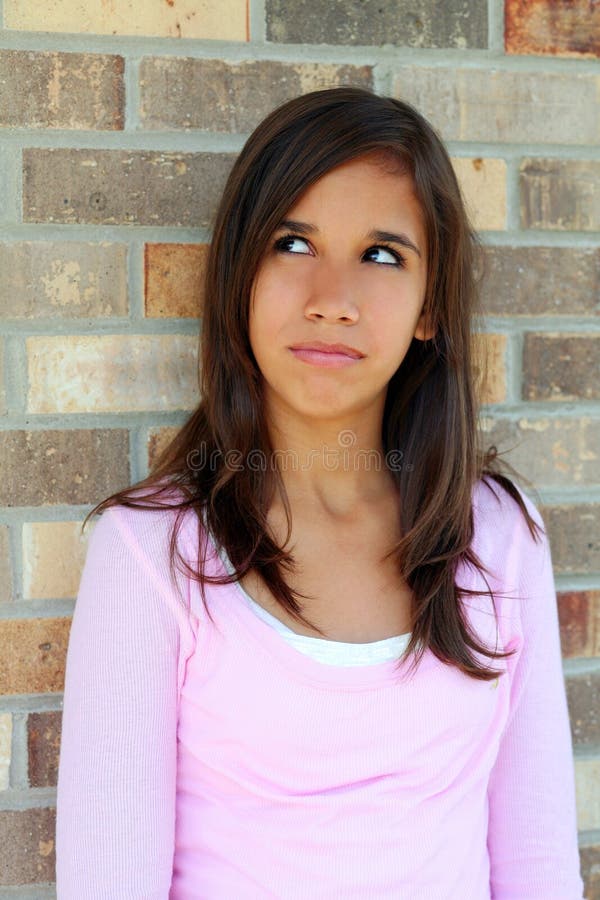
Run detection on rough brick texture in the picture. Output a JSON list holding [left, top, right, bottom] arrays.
[[148, 426, 180, 470], [558, 591, 600, 658], [145, 243, 208, 318], [28, 711, 61, 788], [393, 67, 599, 145], [566, 671, 600, 749], [0, 807, 56, 885], [580, 842, 600, 900], [479, 417, 600, 487], [23, 149, 236, 228], [452, 158, 506, 231], [0, 618, 70, 695], [0, 339, 5, 415], [22, 521, 93, 600], [0, 242, 128, 318], [27, 335, 199, 413], [4, 0, 248, 40], [0, 49, 123, 130], [522, 335, 600, 402], [505, 0, 600, 58], [575, 758, 600, 832], [266, 0, 487, 47], [479, 247, 600, 316], [472, 334, 507, 405], [542, 504, 600, 574], [520, 159, 600, 231], [140, 59, 372, 132], [0, 429, 130, 507]]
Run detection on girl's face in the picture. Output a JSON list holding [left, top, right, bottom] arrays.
[[249, 152, 432, 428]]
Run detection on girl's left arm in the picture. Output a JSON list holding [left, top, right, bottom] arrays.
[[486, 504, 585, 899]]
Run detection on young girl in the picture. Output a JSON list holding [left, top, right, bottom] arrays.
[[56, 87, 585, 898]]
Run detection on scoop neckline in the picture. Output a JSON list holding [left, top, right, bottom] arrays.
[[208, 538, 425, 690]]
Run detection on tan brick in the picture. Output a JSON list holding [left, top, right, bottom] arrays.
[[452, 158, 506, 231], [393, 67, 599, 145], [523, 334, 600, 402], [28, 711, 61, 788], [144, 243, 207, 318], [520, 159, 600, 231], [0, 617, 70, 695], [505, 0, 600, 58], [566, 670, 600, 749], [266, 0, 487, 47], [478, 417, 600, 487], [0, 242, 128, 318], [0, 713, 11, 791], [0, 807, 55, 885], [0, 525, 13, 603], [23, 149, 235, 228], [472, 333, 507, 405], [27, 335, 198, 414], [575, 757, 600, 831], [558, 591, 600, 659], [140, 59, 372, 132], [542, 504, 600, 574], [0, 429, 130, 507], [479, 246, 600, 316], [0, 49, 123, 130], [23, 521, 94, 600], [4, 0, 248, 40], [148, 426, 179, 471]]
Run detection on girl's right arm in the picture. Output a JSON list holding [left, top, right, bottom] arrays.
[[56, 505, 195, 899]]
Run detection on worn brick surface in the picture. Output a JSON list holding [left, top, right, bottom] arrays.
[[575, 757, 600, 832], [0, 713, 11, 791], [0, 242, 128, 318], [266, 0, 487, 48], [0, 618, 70, 695], [452, 158, 506, 231], [0, 807, 56, 885], [148, 426, 179, 471], [479, 246, 600, 316], [140, 58, 373, 132], [542, 504, 600, 574], [23, 521, 93, 600], [0, 429, 130, 507], [23, 149, 235, 228], [0, 338, 5, 415], [566, 671, 600, 749], [28, 711, 61, 788], [393, 67, 599, 145], [4, 0, 248, 40], [0, 525, 13, 603], [472, 334, 507, 405], [145, 243, 208, 318], [28, 335, 199, 413], [520, 159, 600, 231], [522, 334, 600, 402], [580, 842, 600, 900], [506, 0, 600, 58], [0, 49, 123, 130], [478, 417, 600, 487], [559, 591, 600, 658]]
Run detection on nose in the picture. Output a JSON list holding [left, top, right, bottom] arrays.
[[303, 261, 359, 324]]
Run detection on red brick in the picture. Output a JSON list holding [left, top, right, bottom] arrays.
[[506, 0, 600, 58], [0, 618, 71, 695], [28, 711, 61, 788], [558, 591, 600, 659], [144, 243, 208, 318], [522, 334, 600, 402]]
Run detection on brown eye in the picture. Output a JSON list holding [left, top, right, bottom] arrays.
[[274, 235, 312, 255], [363, 245, 405, 267]]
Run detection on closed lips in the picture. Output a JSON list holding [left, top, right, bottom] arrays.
[[289, 342, 364, 358]]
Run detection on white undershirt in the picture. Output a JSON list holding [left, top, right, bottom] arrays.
[[216, 545, 412, 667]]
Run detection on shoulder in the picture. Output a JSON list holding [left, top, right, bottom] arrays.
[[471, 475, 545, 547]]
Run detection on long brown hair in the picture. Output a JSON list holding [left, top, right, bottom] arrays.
[[84, 87, 541, 682]]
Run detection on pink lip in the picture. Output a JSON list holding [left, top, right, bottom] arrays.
[[288, 341, 365, 359], [289, 343, 365, 369]]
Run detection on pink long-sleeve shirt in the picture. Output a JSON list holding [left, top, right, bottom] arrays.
[[56, 479, 585, 899]]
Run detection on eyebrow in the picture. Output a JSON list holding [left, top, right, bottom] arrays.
[[277, 219, 422, 259]]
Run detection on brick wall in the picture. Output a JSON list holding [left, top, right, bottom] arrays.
[[0, 1, 599, 896]]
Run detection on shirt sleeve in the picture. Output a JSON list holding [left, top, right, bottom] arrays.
[[56, 505, 196, 899], [486, 498, 585, 899]]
